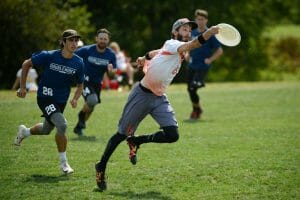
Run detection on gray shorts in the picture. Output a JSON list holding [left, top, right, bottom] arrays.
[[118, 83, 178, 135]]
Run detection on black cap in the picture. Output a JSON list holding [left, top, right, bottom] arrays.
[[62, 29, 81, 39]]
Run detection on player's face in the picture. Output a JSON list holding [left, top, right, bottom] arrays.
[[64, 37, 79, 53], [195, 16, 208, 29], [96, 33, 109, 50], [176, 24, 192, 42]]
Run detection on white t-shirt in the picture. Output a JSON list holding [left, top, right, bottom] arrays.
[[141, 39, 185, 96], [16, 68, 38, 91], [115, 51, 127, 70]]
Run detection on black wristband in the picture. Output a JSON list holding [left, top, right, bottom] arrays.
[[145, 52, 151, 60], [197, 35, 206, 45]]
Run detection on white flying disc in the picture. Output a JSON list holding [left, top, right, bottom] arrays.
[[215, 23, 241, 46]]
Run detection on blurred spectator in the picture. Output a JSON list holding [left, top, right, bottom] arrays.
[[110, 41, 135, 89], [77, 39, 84, 48], [12, 67, 38, 91]]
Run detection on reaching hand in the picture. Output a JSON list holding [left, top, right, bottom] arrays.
[[208, 26, 220, 35]]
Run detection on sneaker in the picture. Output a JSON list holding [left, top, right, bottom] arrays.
[[190, 108, 203, 120], [61, 162, 74, 174], [73, 126, 84, 136], [126, 136, 140, 165], [95, 162, 107, 191], [14, 125, 27, 146]]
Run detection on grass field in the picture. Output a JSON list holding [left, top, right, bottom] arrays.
[[0, 82, 299, 200]]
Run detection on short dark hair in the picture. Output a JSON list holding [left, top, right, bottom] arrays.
[[96, 28, 110, 38], [194, 9, 208, 19]]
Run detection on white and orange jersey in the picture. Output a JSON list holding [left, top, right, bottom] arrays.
[[141, 39, 185, 96]]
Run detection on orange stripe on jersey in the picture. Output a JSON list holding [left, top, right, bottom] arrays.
[[161, 51, 173, 55]]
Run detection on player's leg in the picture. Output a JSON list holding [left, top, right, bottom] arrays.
[[14, 98, 56, 146], [95, 83, 150, 190], [187, 68, 201, 119], [50, 112, 73, 174], [74, 84, 100, 135], [95, 132, 126, 190], [14, 120, 54, 146], [128, 94, 179, 146], [187, 68, 208, 119]]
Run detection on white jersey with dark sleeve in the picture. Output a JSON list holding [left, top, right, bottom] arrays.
[[141, 39, 185, 96]]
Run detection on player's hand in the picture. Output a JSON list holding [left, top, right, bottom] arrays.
[[208, 26, 219, 35], [107, 64, 113, 72], [17, 88, 27, 98], [136, 56, 145, 68], [204, 58, 212, 65], [70, 99, 77, 108]]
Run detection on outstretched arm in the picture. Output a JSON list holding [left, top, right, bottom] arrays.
[[136, 49, 160, 68], [177, 26, 220, 53]]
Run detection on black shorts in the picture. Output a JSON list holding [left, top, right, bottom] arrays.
[[37, 97, 66, 123], [187, 68, 209, 89], [82, 81, 101, 103]]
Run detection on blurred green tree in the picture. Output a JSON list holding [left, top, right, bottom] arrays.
[[84, 0, 299, 82], [0, 0, 94, 88]]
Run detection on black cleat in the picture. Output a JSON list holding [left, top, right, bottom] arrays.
[[126, 136, 140, 165], [95, 162, 107, 191], [73, 126, 84, 136]]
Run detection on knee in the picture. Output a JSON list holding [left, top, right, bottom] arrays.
[[163, 126, 179, 143], [56, 122, 67, 135], [50, 113, 68, 135], [39, 123, 52, 135], [86, 94, 99, 109], [187, 86, 196, 94]]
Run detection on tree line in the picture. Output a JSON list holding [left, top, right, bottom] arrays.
[[0, 0, 299, 88]]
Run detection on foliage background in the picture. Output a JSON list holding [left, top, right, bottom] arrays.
[[0, 0, 299, 88]]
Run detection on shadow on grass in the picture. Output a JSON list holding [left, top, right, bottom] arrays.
[[70, 135, 97, 142], [93, 189, 173, 200], [25, 174, 70, 183]]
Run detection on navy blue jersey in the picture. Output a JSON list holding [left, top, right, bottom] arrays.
[[188, 28, 221, 69], [75, 44, 116, 84], [32, 50, 84, 103]]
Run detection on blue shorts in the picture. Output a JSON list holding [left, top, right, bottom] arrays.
[[187, 67, 209, 89], [37, 97, 66, 123], [118, 83, 178, 135], [82, 81, 101, 103]]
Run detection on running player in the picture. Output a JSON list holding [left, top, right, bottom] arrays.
[[14, 29, 84, 174], [186, 9, 223, 119], [73, 28, 116, 136], [94, 18, 220, 190]]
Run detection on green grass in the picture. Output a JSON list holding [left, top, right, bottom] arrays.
[[0, 82, 299, 200]]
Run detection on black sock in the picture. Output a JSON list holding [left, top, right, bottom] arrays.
[[77, 110, 86, 128], [99, 133, 127, 172]]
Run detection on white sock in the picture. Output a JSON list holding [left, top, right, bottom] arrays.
[[23, 128, 31, 137], [59, 152, 67, 164]]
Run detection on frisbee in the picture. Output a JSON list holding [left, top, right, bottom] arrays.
[[215, 23, 241, 46]]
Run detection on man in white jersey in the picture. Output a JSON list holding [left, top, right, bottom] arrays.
[[12, 67, 38, 92], [94, 18, 219, 190]]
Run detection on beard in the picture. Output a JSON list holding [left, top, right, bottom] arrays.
[[97, 43, 107, 50], [177, 33, 189, 42]]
